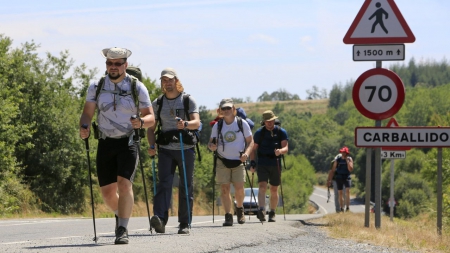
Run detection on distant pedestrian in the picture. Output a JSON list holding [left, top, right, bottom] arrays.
[[250, 110, 289, 222], [328, 146, 353, 212], [208, 98, 254, 226], [327, 154, 346, 213]]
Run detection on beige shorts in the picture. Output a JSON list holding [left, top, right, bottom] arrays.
[[215, 159, 246, 185]]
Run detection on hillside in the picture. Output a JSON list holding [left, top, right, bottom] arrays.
[[209, 99, 329, 116]]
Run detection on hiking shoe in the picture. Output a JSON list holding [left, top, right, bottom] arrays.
[[150, 215, 165, 233], [223, 213, 233, 226], [178, 223, 189, 234], [114, 226, 129, 244], [340, 208, 344, 213], [346, 207, 350, 212], [268, 211, 276, 222], [257, 209, 266, 222], [236, 207, 245, 224]]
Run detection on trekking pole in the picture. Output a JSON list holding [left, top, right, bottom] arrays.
[[177, 118, 191, 229], [81, 124, 98, 243], [150, 146, 157, 196], [245, 168, 261, 225], [327, 185, 331, 203], [131, 115, 152, 233], [211, 137, 217, 223], [276, 155, 286, 221]]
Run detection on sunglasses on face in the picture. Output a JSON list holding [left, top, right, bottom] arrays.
[[105, 61, 126, 67], [221, 106, 232, 111]]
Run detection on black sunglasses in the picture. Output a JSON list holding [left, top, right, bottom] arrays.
[[221, 106, 232, 111], [106, 61, 126, 67]]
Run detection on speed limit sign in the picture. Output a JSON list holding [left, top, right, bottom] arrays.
[[352, 68, 405, 120]]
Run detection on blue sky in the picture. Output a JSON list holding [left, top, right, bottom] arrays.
[[1, 0, 449, 109]]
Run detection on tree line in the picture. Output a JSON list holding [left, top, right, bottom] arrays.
[[1, 34, 449, 228]]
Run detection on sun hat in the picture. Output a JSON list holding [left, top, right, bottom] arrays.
[[101, 47, 132, 59], [160, 67, 178, 79], [262, 110, 278, 121]]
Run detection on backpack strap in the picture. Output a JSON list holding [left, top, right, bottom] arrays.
[[95, 75, 139, 110]]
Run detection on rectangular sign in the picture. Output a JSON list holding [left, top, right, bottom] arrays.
[[381, 150, 406, 159], [355, 127, 450, 147], [353, 44, 405, 61]]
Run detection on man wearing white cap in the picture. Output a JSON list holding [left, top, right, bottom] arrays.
[[79, 47, 155, 244], [250, 110, 289, 222], [147, 67, 201, 235]]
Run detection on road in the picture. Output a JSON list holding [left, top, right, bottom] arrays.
[[0, 188, 398, 253]]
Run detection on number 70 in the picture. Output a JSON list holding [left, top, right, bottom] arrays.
[[365, 85, 392, 102]]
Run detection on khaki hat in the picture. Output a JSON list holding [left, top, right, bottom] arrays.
[[101, 47, 132, 59], [219, 98, 234, 108], [262, 110, 278, 121], [160, 67, 178, 79]]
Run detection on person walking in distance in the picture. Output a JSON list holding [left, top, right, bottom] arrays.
[[250, 110, 288, 222], [327, 154, 346, 213], [147, 68, 201, 235], [208, 99, 254, 226], [79, 47, 155, 244], [328, 146, 353, 212]]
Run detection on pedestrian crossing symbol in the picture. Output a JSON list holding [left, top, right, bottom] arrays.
[[343, 0, 415, 44]]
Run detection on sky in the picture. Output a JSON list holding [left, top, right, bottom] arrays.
[[1, 0, 449, 110]]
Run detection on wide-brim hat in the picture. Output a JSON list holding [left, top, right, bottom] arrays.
[[339, 146, 350, 154], [160, 67, 178, 79], [262, 110, 278, 121], [101, 47, 132, 59]]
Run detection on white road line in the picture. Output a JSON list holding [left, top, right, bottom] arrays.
[[1, 241, 30, 245], [49, 236, 83, 240]]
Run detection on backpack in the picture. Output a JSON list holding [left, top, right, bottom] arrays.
[[235, 107, 255, 130], [256, 125, 283, 149], [155, 94, 201, 161], [216, 116, 247, 152]]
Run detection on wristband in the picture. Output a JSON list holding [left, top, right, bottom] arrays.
[[250, 160, 256, 167], [184, 121, 189, 128], [150, 145, 155, 149]]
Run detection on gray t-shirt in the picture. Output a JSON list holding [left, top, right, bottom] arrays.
[[153, 93, 199, 150], [86, 74, 151, 138]]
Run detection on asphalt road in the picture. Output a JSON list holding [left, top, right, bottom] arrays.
[[0, 188, 407, 253]]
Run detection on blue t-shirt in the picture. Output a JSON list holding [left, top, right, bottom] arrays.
[[253, 126, 288, 166]]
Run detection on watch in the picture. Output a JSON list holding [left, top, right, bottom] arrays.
[[184, 121, 189, 128], [139, 118, 144, 128]]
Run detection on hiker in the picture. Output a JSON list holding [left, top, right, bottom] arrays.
[[250, 110, 289, 222], [79, 47, 155, 244], [147, 67, 201, 235], [208, 99, 254, 226], [328, 146, 353, 212], [327, 154, 346, 213]]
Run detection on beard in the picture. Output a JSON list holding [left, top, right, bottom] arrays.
[[108, 72, 123, 81]]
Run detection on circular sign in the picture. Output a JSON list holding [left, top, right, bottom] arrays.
[[352, 68, 405, 120]]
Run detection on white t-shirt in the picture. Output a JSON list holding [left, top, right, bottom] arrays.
[[210, 117, 252, 160], [86, 74, 151, 138]]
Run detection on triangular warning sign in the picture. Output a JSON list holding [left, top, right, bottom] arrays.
[[385, 118, 399, 127], [343, 0, 415, 44]]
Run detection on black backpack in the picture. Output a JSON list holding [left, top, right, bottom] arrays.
[[155, 94, 201, 161]]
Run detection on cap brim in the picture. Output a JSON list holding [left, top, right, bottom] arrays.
[[221, 103, 233, 108], [264, 116, 278, 121], [161, 74, 175, 79]]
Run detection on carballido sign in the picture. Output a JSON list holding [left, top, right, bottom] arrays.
[[355, 127, 450, 148]]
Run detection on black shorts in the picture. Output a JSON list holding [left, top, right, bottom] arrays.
[[336, 177, 351, 190], [257, 165, 280, 186], [96, 137, 138, 187]]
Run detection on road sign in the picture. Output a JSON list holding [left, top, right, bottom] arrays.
[[381, 150, 405, 159], [343, 0, 415, 44], [355, 127, 450, 147], [381, 118, 411, 151], [353, 44, 404, 61], [352, 68, 405, 120]]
